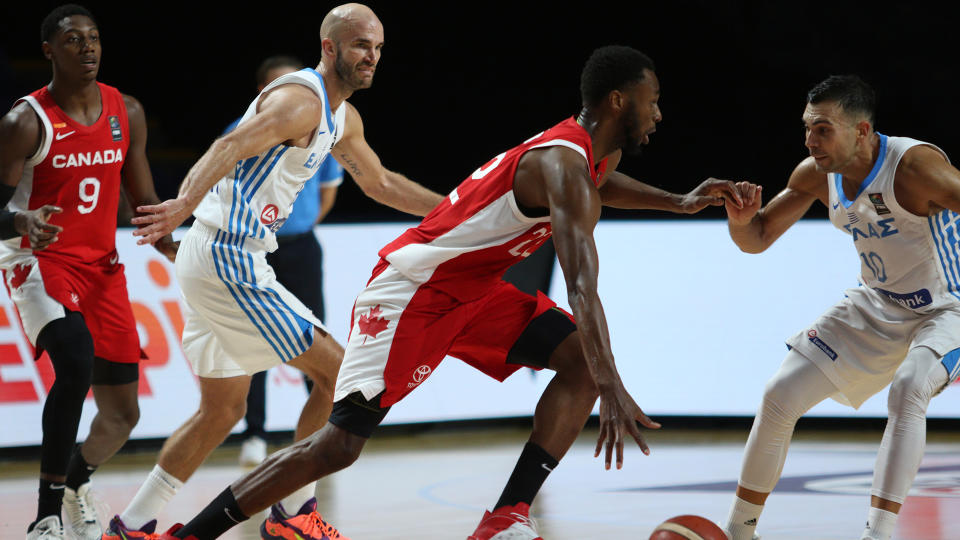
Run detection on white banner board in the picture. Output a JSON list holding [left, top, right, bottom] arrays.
[[0, 220, 956, 447]]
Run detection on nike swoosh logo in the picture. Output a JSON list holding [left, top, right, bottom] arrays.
[[55, 131, 76, 140], [832, 203, 840, 210], [224, 508, 242, 524], [541, 463, 554, 472], [50, 483, 66, 490]]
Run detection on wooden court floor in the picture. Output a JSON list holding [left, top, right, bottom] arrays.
[[1, 425, 959, 539]]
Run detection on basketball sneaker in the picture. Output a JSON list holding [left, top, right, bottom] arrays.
[[62, 483, 102, 539], [101, 515, 158, 540], [468, 502, 543, 540], [156, 523, 192, 540], [26, 515, 65, 540], [260, 498, 350, 540], [239, 436, 268, 466]]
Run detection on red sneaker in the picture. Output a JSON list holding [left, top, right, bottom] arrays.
[[468, 502, 543, 540], [260, 498, 350, 540], [156, 524, 192, 540]]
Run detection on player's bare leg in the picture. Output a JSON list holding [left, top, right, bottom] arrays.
[[468, 331, 602, 540], [233, 422, 365, 514], [286, 327, 345, 441], [530, 332, 599, 459], [157, 376, 252, 481], [82, 379, 140, 465], [62, 379, 139, 538]]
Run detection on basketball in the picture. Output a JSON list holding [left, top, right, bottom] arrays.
[[649, 515, 728, 540]]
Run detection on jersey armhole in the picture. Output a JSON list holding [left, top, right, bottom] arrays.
[[17, 96, 53, 166]]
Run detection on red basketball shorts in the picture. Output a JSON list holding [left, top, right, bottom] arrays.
[[333, 262, 572, 408]]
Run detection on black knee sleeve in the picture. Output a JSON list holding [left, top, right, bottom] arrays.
[[507, 307, 576, 369], [91, 356, 139, 385], [36, 312, 95, 475], [328, 392, 390, 438]]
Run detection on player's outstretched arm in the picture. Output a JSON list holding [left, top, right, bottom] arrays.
[[596, 150, 743, 212], [131, 84, 325, 245], [0, 103, 63, 248], [120, 94, 177, 261], [525, 146, 661, 470], [727, 158, 823, 254], [331, 103, 443, 216]]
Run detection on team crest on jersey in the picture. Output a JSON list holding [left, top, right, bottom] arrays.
[[108, 115, 123, 141], [260, 204, 279, 225], [868, 193, 891, 215]]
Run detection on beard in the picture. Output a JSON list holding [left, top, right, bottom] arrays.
[[334, 48, 374, 90], [621, 105, 645, 156]]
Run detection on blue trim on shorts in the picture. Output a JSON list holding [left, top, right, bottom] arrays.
[[941, 347, 960, 383], [211, 230, 289, 360], [209, 230, 313, 362]]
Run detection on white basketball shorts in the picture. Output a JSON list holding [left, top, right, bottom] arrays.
[[786, 286, 960, 408], [176, 221, 325, 378]]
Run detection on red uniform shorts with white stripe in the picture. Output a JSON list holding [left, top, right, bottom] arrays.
[[334, 261, 575, 408], [3, 252, 141, 363]]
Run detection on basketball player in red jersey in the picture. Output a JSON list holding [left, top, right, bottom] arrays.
[[0, 5, 176, 539], [156, 46, 745, 540]]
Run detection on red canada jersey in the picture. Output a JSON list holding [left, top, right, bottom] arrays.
[[380, 117, 608, 301], [0, 83, 129, 266]]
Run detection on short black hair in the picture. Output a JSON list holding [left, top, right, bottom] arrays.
[[255, 55, 305, 86], [580, 46, 655, 108], [41, 4, 96, 43], [807, 74, 876, 125]]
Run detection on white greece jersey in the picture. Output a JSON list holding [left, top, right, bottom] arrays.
[[192, 68, 346, 252], [827, 134, 958, 312]]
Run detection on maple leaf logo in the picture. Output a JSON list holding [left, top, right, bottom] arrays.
[[10, 263, 32, 290], [357, 304, 389, 344]]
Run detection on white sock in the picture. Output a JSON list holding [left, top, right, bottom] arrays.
[[279, 481, 317, 515], [861, 507, 898, 540], [119, 465, 184, 529], [724, 496, 763, 540]]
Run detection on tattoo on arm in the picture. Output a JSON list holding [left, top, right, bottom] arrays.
[[337, 151, 363, 177]]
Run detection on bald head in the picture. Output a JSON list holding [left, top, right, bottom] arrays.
[[320, 3, 382, 43]]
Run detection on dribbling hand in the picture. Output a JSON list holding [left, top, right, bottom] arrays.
[[594, 382, 661, 470]]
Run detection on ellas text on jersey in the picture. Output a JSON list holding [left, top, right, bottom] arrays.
[[844, 217, 899, 241]]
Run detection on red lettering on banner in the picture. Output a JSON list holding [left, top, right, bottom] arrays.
[[0, 343, 38, 402]]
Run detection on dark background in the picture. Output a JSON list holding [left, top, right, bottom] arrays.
[[3, 1, 957, 223]]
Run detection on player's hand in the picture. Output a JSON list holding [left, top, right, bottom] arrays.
[[154, 236, 179, 263], [725, 181, 762, 225], [15, 205, 63, 251], [594, 382, 661, 470], [678, 178, 744, 213], [131, 197, 190, 246]]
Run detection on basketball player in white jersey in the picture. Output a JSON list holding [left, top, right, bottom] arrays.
[[103, 4, 442, 539], [721, 75, 960, 540]]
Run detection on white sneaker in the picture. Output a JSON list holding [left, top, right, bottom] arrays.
[[62, 483, 103, 540], [239, 436, 267, 466], [26, 515, 65, 539]]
